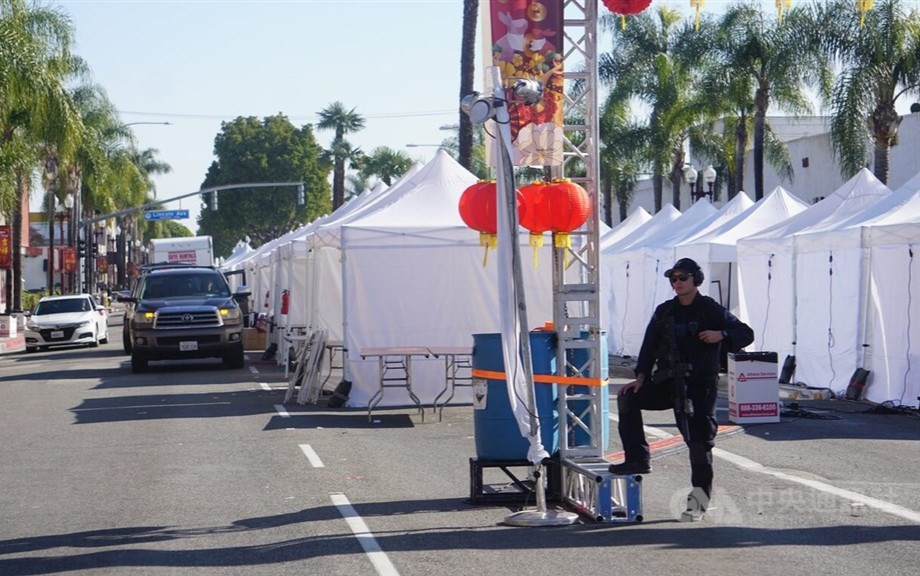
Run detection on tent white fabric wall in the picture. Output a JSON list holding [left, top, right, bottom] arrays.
[[601, 205, 681, 355], [737, 170, 890, 364], [824, 170, 920, 407], [338, 152, 558, 407], [681, 189, 809, 315], [792, 169, 891, 391]]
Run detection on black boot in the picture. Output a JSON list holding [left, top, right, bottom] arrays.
[[608, 461, 651, 475]]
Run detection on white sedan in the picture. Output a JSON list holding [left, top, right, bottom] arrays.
[[24, 294, 109, 352]]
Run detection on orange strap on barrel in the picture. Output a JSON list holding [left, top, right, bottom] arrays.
[[471, 368, 608, 387]]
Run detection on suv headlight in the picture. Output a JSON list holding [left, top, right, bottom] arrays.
[[26, 321, 40, 331], [134, 311, 155, 327], [219, 307, 241, 323]]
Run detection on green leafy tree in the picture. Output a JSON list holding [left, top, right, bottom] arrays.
[[599, 96, 648, 223], [197, 114, 330, 257], [317, 102, 365, 210], [716, 4, 830, 199], [359, 146, 412, 186], [0, 0, 82, 309], [814, 0, 920, 183], [160, 221, 192, 238], [599, 7, 705, 211]]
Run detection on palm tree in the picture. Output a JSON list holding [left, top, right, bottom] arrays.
[[0, 0, 82, 309], [717, 4, 831, 199], [599, 7, 704, 211], [814, 0, 920, 184], [458, 0, 479, 170], [599, 96, 647, 223], [317, 102, 365, 210], [359, 146, 412, 186]]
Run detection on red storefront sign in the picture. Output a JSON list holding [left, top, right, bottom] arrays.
[[0, 226, 10, 269]]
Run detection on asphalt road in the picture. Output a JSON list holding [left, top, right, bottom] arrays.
[[1, 314, 919, 576]]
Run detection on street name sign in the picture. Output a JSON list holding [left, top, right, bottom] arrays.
[[144, 210, 189, 221]]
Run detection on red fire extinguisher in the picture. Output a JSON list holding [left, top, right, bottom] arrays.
[[281, 289, 290, 315]]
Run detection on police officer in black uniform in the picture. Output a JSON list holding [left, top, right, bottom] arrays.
[[609, 258, 754, 520]]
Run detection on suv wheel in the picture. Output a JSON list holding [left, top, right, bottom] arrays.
[[131, 354, 148, 373], [223, 344, 245, 369]]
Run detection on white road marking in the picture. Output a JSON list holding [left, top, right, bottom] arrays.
[[609, 413, 920, 523], [274, 404, 289, 417], [249, 366, 259, 374], [713, 448, 920, 523], [331, 493, 400, 576], [299, 444, 325, 468], [259, 382, 272, 391]]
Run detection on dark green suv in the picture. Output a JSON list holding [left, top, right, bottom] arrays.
[[121, 265, 250, 373]]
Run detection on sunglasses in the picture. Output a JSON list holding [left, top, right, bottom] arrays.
[[669, 274, 691, 284]]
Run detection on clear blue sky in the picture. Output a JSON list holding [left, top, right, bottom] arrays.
[[54, 0, 476, 234], [47, 0, 843, 234]]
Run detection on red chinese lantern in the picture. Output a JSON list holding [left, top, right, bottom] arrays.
[[518, 181, 551, 268], [542, 179, 591, 263], [459, 180, 498, 238], [602, 0, 653, 29], [458, 180, 525, 266]]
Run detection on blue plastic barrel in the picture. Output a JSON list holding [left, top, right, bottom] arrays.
[[570, 330, 610, 450], [472, 332, 558, 460]]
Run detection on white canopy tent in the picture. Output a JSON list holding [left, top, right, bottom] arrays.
[[679, 189, 809, 314], [671, 192, 754, 310], [338, 151, 558, 407], [861, 188, 920, 408], [602, 201, 721, 357], [600, 207, 652, 250], [736, 169, 891, 369], [601, 205, 681, 355], [790, 170, 920, 406]]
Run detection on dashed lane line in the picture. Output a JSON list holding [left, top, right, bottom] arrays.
[[331, 493, 400, 576], [299, 444, 325, 468], [274, 404, 290, 417]]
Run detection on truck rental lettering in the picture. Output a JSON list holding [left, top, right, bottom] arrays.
[[167, 251, 197, 263]]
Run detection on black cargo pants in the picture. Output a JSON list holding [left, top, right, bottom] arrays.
[[617, 375, 719, 497]]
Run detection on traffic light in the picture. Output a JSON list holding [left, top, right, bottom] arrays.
[[91, 241, 99, 258], [77, 238, 86, 259]]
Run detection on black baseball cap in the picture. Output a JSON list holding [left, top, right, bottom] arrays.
[[664, 258, 701, 278]]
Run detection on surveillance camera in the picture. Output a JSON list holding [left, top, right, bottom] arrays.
[[512, 79, 543, 106], [461, 93, 495, 125]]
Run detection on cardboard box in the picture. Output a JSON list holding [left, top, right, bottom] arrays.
[[728, 351, 780, 424], [242, 327, 267, 351]]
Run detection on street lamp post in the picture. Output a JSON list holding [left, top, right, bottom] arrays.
[[684, 165, 699, 203], [57, 193, 74, 293], [703, 164, 717, 201]]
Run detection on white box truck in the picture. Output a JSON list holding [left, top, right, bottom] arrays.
[[148, 236, 214, 267]]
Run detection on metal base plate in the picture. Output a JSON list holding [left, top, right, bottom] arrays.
[[503, 509, 579, 526]]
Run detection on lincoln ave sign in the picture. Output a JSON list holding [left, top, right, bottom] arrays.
[[144, 210, 189, 221]]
